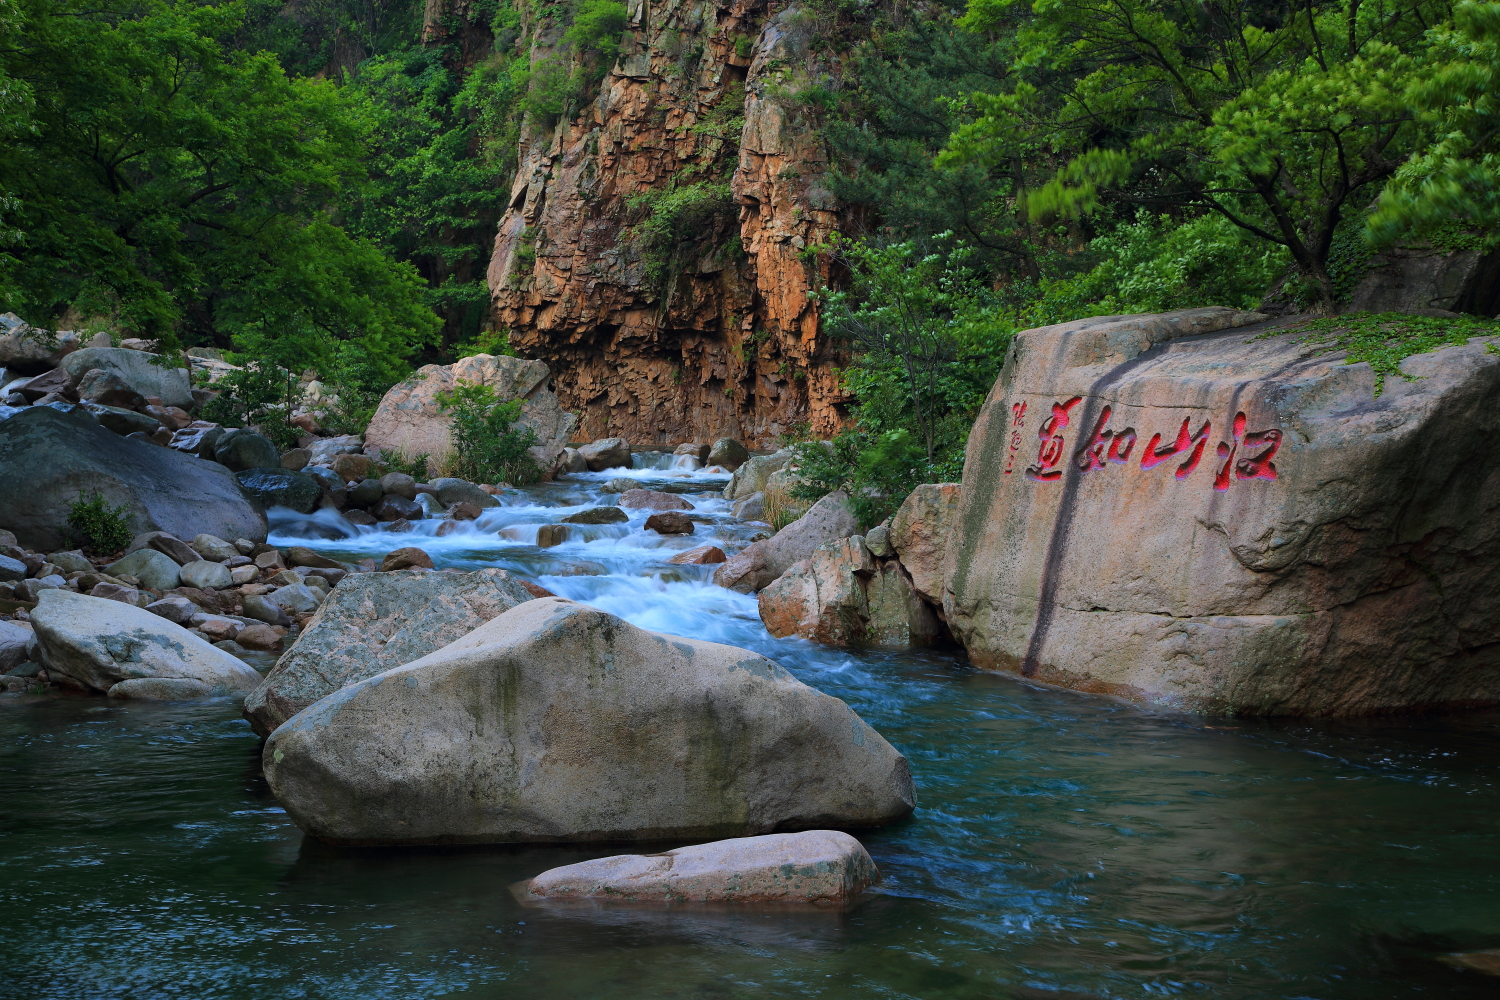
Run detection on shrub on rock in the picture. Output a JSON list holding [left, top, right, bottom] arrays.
[[263, 598, 915, 844], [0, 407, 265, 550]]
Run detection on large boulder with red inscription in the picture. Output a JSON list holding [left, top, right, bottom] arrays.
[[944, 307, 1500, 716], [363, 354, 575, 477]]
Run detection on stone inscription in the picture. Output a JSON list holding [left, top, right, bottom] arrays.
[[1007, 397, 1282, 489]]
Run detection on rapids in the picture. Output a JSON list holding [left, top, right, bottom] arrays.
[[2, 466, 1498, 999]]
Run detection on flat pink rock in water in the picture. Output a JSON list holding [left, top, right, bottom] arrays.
[[524, 831, 876, 904]]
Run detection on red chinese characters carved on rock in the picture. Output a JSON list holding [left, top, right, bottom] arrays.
[[1025, 397, 1083, 481], [1013, 398, 1281, 488], [1003, 400, 1029, 475]]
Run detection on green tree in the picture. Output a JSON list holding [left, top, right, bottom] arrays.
[[810, 234, 1012, 464], [0, 0, 438, 369], [1367, 2, 1500, 242], [942, 0, 1445, 308]]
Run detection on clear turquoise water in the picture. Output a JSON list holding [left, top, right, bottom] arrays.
[[2, 469, 1498, 999]]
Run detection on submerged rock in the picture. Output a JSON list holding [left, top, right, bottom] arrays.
[[29, 590, 261, 698], [243, 567, 534, 736], [560, 506, 628, 524], [945, 306, 1500, 715], [523, 830, 877, 905], [263, 598, 915, 844]]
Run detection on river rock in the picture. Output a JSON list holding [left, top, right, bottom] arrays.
[[523, 830, 876, 904], [578, 436, 631, 471], [84, 401, 158, 437], [179, 560, 233, 590], [285, 546, 345, 570], [0, 406, 266, 551], [61, 347, 192, 409], [668, 544, 727, 565], [380, 547, 433, 571], [213, 429, 280, 472], [0, 620, 31, 672], [560, 447, 587, 473], [90, 583, 148, 607], [372, 494, 422, 521], [0, 555, 25, 582], [364, 355, 575, 476], [243, 567, 535, 736], [307, 435, 364, 465], [262, 598, 915, 844], [190, 534, 237, 561], [714, 492, 858, 593], [167, 423, 224, 457], [75, 368, 146, 409], [430, 478, 499, 508], [732, 492, 766, 521], [105, 549, 181, 591], [708, 438, 749, 471], [242, 594, 291, 627], [618, 489, 693, 511], [349, 478, 383, 506], [560, 506, 628, 525], [29, 590, 261, 698], [725, 450, 794, 500], [890, 484, 961, 604], [280, 447, 311, 470], [759, 537, 875, 645], [128, 531, 199, 566], [600, 477, 636, 493], [674, 442, 710, 461], [0, 315, 81, 373], [268, 583, 320, 614], [47, 550, 91, 574], [943, 306, 1500, 715], [379, 472, 417, 499], [235, 468, 322, 514], [145, 596, 198, 625], [644, 511, 694, 535]]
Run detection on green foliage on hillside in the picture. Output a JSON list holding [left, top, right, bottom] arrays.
[[0, 0, 439, 374]]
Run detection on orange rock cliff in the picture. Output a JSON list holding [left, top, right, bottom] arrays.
[[486, 0, 851, 448]]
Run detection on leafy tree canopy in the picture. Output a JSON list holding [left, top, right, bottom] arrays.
[[941, 0, 1454, 307], [0, 0, 438, 377]]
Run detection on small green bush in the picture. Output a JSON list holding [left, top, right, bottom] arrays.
[[379, 450, 431, 480], [435, 382, 542, 485], [788, 429, 930, 530], [67, 490, 132, 555]]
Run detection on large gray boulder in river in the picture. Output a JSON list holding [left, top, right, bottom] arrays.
[[243, 568, 536, 736], [29, 589, 262, 699], [0, 406, 266, 549], [944, 306, 1500, 715], [264, 598, 915, 845]]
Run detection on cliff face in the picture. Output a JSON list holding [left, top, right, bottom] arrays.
[[487, 0, 848, 448]]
